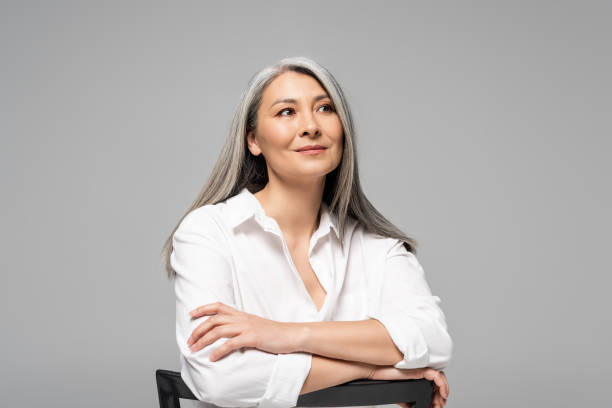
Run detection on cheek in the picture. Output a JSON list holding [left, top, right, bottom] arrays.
[[258, 123, 294, 149], [330, 120, 344, 147], [328, 117, 343, 139]]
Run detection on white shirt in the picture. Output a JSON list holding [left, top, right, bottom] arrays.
[[171, 187, 452, 408]]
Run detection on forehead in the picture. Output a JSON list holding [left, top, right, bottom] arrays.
[[262, 71, 328, 101]]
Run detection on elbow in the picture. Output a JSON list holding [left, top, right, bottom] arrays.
[[180, 355, 216, 404], [179, 344, 264, 407], [418, 304, 453, 371], [392, 317, 454, 371], [425, 329, 453, 370]]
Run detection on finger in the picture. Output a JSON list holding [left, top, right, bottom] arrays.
[[433, 371, 448, 399], [431, 387, 439, 408], [189, 303, 220, 318], [432, 392, 445, 407], [190, 301, 236, 318], [436, 370, 448, 399], [441, 373, 449, 399], [187, 315, 231, 346], [190, 324, 240, 352], [187, 317, 215, 346], [432, 394, 445, 408], [210, 336, 247, 361]]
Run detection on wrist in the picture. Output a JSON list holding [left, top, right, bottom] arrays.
[[362, 362, 376, 380], [288, 322, 310, 353]]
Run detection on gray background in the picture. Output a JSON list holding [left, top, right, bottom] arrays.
[[1, 1, 610, 407]]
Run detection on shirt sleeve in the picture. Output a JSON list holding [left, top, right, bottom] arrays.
[[366, 239, 453, 370], [171, 208, 312, 408]]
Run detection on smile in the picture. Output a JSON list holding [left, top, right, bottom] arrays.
[[297, 148, 326, 155]]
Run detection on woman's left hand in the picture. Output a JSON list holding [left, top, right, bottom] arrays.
[[186, 301, 296, 361], [368, 366, 448, 408]]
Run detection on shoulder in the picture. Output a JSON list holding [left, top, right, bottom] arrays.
[[175, 203, 228, 239], [171, 203, 235, 264], [355, 225, 419, 264], [354, 225, 396, 252]]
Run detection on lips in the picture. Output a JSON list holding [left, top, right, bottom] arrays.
[[296, 145, 326, 152]]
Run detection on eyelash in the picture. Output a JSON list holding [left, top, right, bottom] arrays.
[[278, 104, 335, 116]]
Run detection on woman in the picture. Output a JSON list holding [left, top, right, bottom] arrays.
[[161, 56, 452, 408]]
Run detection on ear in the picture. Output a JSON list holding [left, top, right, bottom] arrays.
[[246, 130, 262, 156]]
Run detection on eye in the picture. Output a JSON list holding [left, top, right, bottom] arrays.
[[318, 103, 335, 113], [278, 107, 294, 116]]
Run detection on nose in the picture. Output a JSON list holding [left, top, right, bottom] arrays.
[[299, 111, 320, 137]]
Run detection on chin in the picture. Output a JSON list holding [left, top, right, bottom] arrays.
[[300, 169, 336, 178]]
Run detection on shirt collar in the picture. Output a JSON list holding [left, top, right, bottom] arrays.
[[226, 187, 339, 239]]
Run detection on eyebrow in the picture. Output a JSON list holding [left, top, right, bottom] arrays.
[[269, 94, 330, 110]]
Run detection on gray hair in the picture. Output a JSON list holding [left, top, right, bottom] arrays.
[[162, 56, 418, 279]]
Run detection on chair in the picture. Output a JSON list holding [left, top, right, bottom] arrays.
[[156, 368, 434, 408]]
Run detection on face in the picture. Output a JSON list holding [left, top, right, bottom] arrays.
[[246, 71, 344, 184]]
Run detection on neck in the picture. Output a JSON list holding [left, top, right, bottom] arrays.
[[253, 178, 325, 243]]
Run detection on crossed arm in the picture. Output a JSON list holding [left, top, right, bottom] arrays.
[[187, 303, 403, 366], [185, 301, 450, 403], [289, 318, 405, 366]]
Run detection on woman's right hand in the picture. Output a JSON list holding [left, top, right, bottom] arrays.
[[367, 366, 448, 408]]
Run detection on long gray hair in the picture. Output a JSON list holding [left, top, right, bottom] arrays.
[[161, 56, 418, 279]]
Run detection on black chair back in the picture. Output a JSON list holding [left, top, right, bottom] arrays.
[[156, 369, 434, 408]]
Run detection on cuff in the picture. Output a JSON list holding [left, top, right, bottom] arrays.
[[260, 352, 312, 408], [369, 310, 429, 369]]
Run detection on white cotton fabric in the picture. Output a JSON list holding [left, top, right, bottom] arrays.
[[171, 187, 452, 408]]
